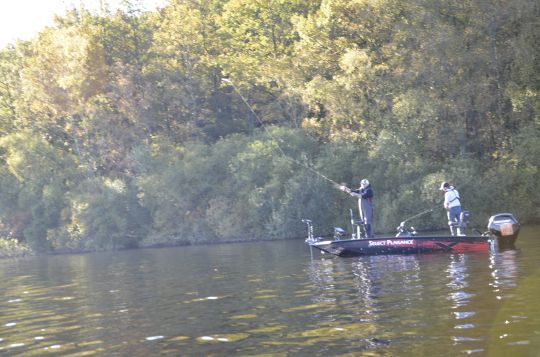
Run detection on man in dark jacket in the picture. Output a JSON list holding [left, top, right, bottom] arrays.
[[341, 179, 374, 238]]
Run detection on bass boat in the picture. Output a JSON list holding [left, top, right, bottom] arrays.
[[304, 211, 520, 257]]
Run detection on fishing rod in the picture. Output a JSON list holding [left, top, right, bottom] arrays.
[[398, 203, 441, 228], [221, 78, 342, 188]]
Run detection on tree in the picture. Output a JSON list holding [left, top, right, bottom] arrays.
[[0, 46, 22, 135], [0, 130, 77, 251], [53, 176, 150, 250]]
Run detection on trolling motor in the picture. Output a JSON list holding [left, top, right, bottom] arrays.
[[302, 219, 319, 244]]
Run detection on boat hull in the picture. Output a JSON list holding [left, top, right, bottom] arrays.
[[308, 235, 490, 257]]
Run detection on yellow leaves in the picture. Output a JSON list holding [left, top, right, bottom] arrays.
[[21, 24, 108, 118], [340, 48, 370, 75], [103, 178, 126, 194], [152, 2, 204, 54], [55, 30, 89, 90], [506, 82, 538, 113]]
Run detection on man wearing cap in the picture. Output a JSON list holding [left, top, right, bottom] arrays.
[[349, 179, 374, 238], [440, 182, 463, 236]]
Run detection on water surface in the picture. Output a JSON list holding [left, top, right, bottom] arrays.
[[1, 226, 539, 355]]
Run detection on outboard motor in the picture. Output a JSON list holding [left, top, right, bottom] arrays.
[[487, 213, 520, 247]]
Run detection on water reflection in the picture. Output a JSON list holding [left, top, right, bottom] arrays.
[[308, 248, 525, 355], [484, 247, 537, 354], [489, 249, 519, 292], [350, 255, 422, 311], [307, 255, 422, 302], [1, 228, 539, 355], [445, 247, 523, 353], [306, 258, 340, 304], [446, 254, 473, 308], [306, 254, 424, 351]]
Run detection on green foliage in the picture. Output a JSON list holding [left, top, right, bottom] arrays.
[[217, 0, 319, 82], [0, 238, 32, 258], [0, 0, 537, 252], [0, 130, 77, 251], [137, 140, 218, 241], [51, 177, 150, 251], [0, 46, 22, 135]]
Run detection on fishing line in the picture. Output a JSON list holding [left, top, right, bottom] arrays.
[[400, 204, 441, 226], [222, 78, 473, 232], [221, 78, 341, 187], [401, 180, 472, 227]]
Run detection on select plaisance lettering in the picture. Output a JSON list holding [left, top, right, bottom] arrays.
[[368, 239, 414, 247]]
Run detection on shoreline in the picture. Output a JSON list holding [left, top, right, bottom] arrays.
[[0, 234, 307, 259]]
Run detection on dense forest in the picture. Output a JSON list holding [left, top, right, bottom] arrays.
[[0, 0, 538, 255]]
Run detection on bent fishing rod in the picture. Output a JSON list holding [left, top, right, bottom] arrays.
[[221, 77, 342, 188]]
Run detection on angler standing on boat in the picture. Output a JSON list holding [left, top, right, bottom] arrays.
[[340, 179, 374, 238], [440, 182, 463, 236]]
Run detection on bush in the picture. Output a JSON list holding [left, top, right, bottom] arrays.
[[49, 177, 151, 251], [0, 238, 32, 258]]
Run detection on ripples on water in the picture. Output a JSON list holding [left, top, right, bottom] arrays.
[[1, 226, 539, 355]]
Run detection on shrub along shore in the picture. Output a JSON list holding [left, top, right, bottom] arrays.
[[0, 0, 537, 254]]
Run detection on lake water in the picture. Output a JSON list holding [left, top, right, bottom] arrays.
[[1, 226, 539, 355]]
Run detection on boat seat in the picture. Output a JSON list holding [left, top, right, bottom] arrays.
[[449, 211, 471, 227], [333, 227, 347, 240]]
